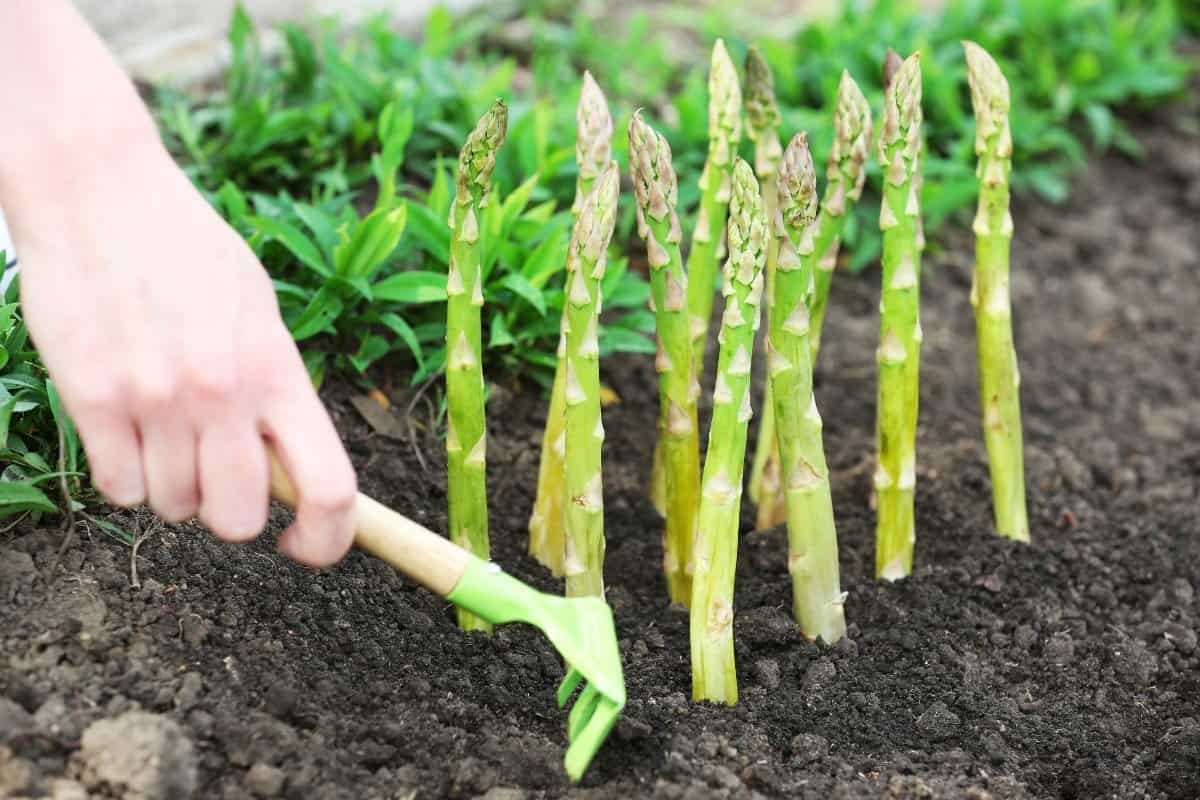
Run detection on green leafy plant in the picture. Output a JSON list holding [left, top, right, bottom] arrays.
[[0, 274, 83, 521]]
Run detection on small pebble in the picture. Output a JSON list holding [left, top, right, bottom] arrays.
[[245, 763, 286, 797], [790, 733, 829, 764], [1045, 632, 1075, 666], [916, 701, 960, 741], [175, 673, 203, 713], [802, 658, 836, 692], [753, 659, 781, 690]]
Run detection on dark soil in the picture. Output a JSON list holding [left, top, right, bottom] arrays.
[[4, 96, 1200, 800]]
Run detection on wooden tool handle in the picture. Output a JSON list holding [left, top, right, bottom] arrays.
[[267, 450, 469, 596]]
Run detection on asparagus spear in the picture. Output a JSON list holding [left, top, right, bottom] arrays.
[[651, 40, 742, 517], [563, 161, 621, 597], [446, 99, 507, 631], [690, 159, 767, 703], [808, 71, 873, 364], [771, 133, 846, 642], [630, 112, 702, 606], [874, 53, 923, 581], [530, 73, 613, 575], [964, 42, 1029, 542], [687, 38, 743, 371], [742, 47, 789, 532]]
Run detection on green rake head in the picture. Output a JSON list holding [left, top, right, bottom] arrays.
[[447, 559, 626, 782]]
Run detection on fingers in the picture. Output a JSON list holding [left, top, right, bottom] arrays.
[[74, 406, 145, 508], [139, 415, 199, 522], [263, 359, 356, 568], [196, 415, 269, 542]]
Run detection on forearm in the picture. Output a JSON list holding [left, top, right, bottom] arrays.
[[0, 1, 163, 192]]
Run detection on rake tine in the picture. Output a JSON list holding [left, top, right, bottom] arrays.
[[563, 697, 622, 781], [556, 666, 584, 708], [567, 682, 601, 741]]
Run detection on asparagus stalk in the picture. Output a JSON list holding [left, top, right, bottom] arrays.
[[808, 71, 873, 364], [874, 53, 923, 581], [690, 158, 767, 704], [687, 38, 743, 371], [529, 73, 613, 575], [964, 42, 1029, 542], [563, 161, 620, 597], [630, 112, 702, 606], [742, 47, 789, 532], [651, 40, 741, 516], [771, 134, 847, 642], [446, 99, 507, 632]]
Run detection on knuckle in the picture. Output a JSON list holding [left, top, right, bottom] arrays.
[[71, 382, 121, 417], [129, 373, 179, 411], [304, 469, 356, 516], [181, 355, 238, 402]]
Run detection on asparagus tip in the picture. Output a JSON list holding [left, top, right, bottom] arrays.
[[778, 133, 818, 231], [963, 41, 1010, 116], [744, 46, 781, 140], [883, 48, 904, 90], [628, 112, 679, 225], [457, 99, 508, 195], [709, 38, 743, 157], [577, 72, 614, 181]]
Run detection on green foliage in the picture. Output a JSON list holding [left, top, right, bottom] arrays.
[[213, 99, 652, 388], [740, 0, 1194, 268], [514, 0, 1193, 270], [0, 272, 84, 520]]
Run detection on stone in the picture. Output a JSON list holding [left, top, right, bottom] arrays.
[[0, 698, 34, 745], [916, 701, 960, 741], [790, 733, 829, 763], [245, 762, 286, 797], [752, 659, 781, 689], [79, 711, 198, 799]]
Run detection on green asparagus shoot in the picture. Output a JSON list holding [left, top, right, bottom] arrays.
[[874, 52, 924, 581], [447, 99, 507, 631], [771, 133, 846, 642], [652, 39, 741, 519], [808, 71, 872, 364], [964, 41, 1029, 542], [686, 39, 743, 372], [563, 161, 620, 597], [742, 46, 789, 532], [630, 111, 702, 606], [690, 158, 767, 704], [530, 73, 613, 576]]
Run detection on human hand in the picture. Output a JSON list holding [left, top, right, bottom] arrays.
[[4, 140, 357, 567]]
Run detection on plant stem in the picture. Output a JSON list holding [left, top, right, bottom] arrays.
[[874, 53, 923, 582], [771, 134, 846, 642], [652, 40, 741, 518], [685, 39, 742, 373], [742, 47, 788, 532], [809, 71, 873, 364], [446, 99, 506, 631], [529, 73, 612, 575], [563, 162, 620, 597], [964, 42, 1029, 542], [690, 158, 767, 704], [630, 112, 702, 606]]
